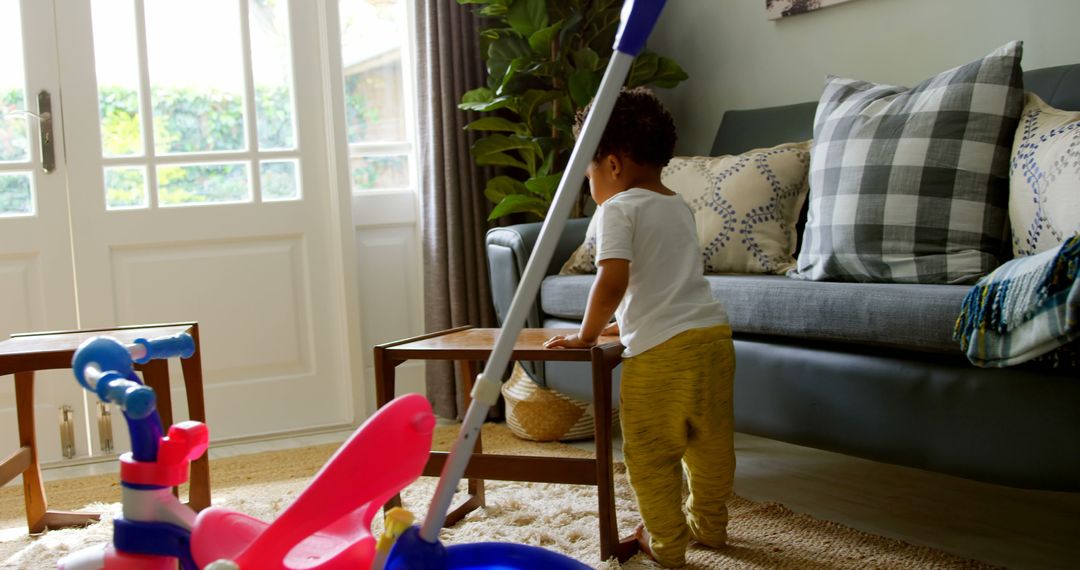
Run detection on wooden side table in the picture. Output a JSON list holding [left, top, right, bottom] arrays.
[[0, 322, 211, 534], [373, 326, 638, 563]]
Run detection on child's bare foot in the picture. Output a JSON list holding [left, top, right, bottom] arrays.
[[634, 524, 655, 561], [635, 524, 687, 567]]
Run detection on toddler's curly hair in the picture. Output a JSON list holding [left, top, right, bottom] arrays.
[[573, 87, 677, 167]]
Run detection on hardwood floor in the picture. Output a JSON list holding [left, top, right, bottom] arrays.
[[731, 432, 1080, 570]]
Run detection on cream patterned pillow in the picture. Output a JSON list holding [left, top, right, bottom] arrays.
[[558, 213, 599, 274], [1010, 92, 1080, 256], [663, 141, 811, 274]]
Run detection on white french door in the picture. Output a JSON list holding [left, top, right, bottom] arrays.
[[1, 0, 364, 462], [0, 0, 85, 464]]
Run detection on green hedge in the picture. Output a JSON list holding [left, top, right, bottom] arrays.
[[2, 86, 298, 211]]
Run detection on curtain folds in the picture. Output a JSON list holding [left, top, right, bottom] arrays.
[[412, 1, 499, 419]]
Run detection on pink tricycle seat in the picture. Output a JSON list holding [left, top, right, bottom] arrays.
[[190, 394, 435, 570]]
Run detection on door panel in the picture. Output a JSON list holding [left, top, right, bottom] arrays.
[[55, 0, 357, 442], [0, 0, 87, 464]]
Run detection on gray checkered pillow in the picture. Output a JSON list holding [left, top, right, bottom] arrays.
[[793, 41, 1025, 284]]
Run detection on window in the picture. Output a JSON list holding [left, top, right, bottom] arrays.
[[338, 0, 415, 193], [91, 0, 301, 209]]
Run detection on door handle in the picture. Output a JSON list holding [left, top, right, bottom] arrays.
[[37, 90, 55, 174]]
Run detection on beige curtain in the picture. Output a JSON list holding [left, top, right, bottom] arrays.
[[413, 0, 500, 419]]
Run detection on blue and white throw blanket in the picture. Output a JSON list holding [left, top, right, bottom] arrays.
[[954, 234, 1080, 368]]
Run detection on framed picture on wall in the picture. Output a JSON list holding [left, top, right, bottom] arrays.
[[766, 0, 859, 20]]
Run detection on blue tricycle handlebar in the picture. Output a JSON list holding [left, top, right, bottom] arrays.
[[71, 333, 195, 417], [133, 333, 196, 364], [96, 372, 157, 419]]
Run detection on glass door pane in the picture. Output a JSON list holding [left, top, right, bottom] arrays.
[[0, 0, 34, 216], [145, 0, 247, 155], [90, 0, 302, 208], [339, 0, 414, 192]]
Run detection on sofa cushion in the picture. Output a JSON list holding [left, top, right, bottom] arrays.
[[540, 274, 968, 353], [795, 41, 1025, 285], [1009, 92, 1080, 256], [662, 142, 811, 274]]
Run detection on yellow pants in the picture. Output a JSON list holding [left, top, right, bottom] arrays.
[[620, 325, 735, 567]]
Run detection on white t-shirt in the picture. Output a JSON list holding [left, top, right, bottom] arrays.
[[595, 188, 729, 357]]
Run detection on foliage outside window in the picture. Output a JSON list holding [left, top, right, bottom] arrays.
[[0, 86, 298, 208], [457, 0, 689, 220], [1, 89, 31, 214]]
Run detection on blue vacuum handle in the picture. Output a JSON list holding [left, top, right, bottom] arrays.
[[614, 0, 667, 55]]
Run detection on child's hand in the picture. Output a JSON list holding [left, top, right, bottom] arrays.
[[601, 322, 620, 336], [544, 333, 596, 349]]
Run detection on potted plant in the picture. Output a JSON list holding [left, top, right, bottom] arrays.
[[457, 0, 688, 220]]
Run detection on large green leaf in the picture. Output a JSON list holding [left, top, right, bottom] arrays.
[[472, 134, 536, 155], [476, 151, 529, 171], [649, 56, 689, 89], [507, 0, 548, 37], [557, 10, 584, 50], [479, 3, 509, 17], [568, 69, 600, 107], [471, 134, 535, 170], [460, 87, 494, 107], [489, 193, 550, 220], [627, 52, 659, 88], [484, 175, 529, 204], [488, 36, 532, 87], [465, 116, 527, 134], [518, 89, 561, 124], [524, 173, 562, 201], [496, 57, 528, 96], [572, 47, 600, 71], [488, 33, 533, 62], [528, 22, 562, 54], [458, 95, 515, 112]]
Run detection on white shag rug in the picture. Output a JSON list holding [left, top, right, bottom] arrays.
[[1, 423, 995, 569]]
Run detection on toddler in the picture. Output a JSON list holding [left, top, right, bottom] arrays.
[[545, 88, 735, 567]]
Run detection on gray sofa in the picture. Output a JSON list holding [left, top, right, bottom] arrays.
[[485, 64, 1080, 491]]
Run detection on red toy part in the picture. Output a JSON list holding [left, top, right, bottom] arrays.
[[120, 421, 209, 487], [189, 393, 435, 570], [103, 544, 177, 570]]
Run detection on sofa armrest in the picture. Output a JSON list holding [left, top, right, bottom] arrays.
[[484, 217, 591, 327]]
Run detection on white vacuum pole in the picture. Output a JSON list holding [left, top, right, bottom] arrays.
[[420, 0, 669, 543]]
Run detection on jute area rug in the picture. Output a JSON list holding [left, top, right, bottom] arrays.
[[1, 423, 996, 569]]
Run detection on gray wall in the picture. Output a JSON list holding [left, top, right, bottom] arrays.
[[648, 0, 1080, 155]]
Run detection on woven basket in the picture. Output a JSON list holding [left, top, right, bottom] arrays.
[[501, 362, 618, 442]]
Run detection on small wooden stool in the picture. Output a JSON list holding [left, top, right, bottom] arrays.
[[0, 322, 211, 534]]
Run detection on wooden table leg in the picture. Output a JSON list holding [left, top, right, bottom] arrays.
[[374, 345, 405, 511], [592, 345, 637, 562], [140, 359, 180, 501], [374, 346, 397, 409], [14, 371, 47, 534], [141, 359, 173, 428], [179, 325, 211, 512], [14, 372, 99, 533]]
